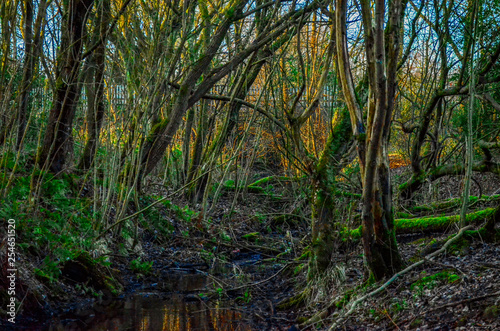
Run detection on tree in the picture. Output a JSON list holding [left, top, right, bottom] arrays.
[[137, 0, 326, 187], [396, 0, 500, 202], [336, 0, 405, 280], [38, 0, 95, 173], [77, 0, 111, 171], [16, 0, 48, 150]]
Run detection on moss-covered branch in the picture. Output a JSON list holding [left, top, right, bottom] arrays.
[[247, 175, 303, 187], [346, 208, 496, 239]]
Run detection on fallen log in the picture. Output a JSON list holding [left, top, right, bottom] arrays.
[[346, 208, 496, 239]]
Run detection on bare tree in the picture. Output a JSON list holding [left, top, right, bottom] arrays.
[[38, 0, 95, 173], [336, 0, 405, 279], [78, 0, 111, 171], [16, 0, 48, 149]]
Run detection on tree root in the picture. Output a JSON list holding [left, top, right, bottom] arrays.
[[276, 287, 311, 310]]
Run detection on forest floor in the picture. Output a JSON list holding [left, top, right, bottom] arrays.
[[1, 169, 500, 330]]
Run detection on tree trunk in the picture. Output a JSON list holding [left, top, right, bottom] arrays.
[[186, 100, 210, 203], [17, 0, 34, 149], [309, 107, 352, 278], [78, 0, 111, 171], [38, 0, 94, 173], [182, 107, 195, 181], [336, 0, 404, 280]]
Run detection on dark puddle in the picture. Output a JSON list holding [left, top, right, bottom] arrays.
[[46, 274, 252, 331], [48, 293, 251, 330]]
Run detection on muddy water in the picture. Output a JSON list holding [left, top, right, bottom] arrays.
[[49, 274, 252, 331]]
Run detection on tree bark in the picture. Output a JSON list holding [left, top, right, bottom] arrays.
[[309, 107, 352, 278], [16, 0, 48, 149], [38, 0, 95, 173], [336, 0, 404, 280], [77, 0, 111, 171]]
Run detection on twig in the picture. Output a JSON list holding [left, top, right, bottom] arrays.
[[401, 289, 500, 327], [325, 225, 473, 331], [97, 157, 238, 239], [473, 262, 500, 270], [381, 308, 401, 330], [225, 264, 290, 293], [427, 290, 500, 313], [423, 259, 467, 277]]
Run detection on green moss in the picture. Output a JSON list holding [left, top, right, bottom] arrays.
[[297, 250, 310, 261], [335, 291, 352, 308], [341, 208, 495, 239], [399, 172, 425, 192], [447, 237, 471, 255], [242, 232, 260, 242], [216, 182, 268, 194], [130, 258, 153, 275], [411, 270, 460, 292], [365, 271, 376, 287], [396, 211, 415, 218], [394, 208, 496, 234], [333, 190, 362, 199], [276, 289, 309, 310], [483, 305, 499, 320], [293, 263, 305, 275], [146, 119, 169, 142], [247, 176, 293, 187], [348, 226, 362, 240], [104, 276, 123, 295], [410, 195, 500, 214]]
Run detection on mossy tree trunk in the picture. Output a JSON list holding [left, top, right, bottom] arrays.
[[38, 0, 94, 173], [308, 107, 352, 279], [78, 0, 111, 171]]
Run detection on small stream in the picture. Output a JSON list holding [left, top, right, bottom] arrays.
[[47, 274, 252, 331]]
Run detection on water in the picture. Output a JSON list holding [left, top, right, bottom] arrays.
[[48, 274, 252, 331], [49, 293, 251, 330]]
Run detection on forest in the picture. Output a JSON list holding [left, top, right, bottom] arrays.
[[1, 0, 500, 329]]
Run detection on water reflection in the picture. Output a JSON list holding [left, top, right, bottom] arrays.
[[83, 294, 251, 331], [49, 274, 252, 331]]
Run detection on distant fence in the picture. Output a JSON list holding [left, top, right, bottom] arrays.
[[28, 81, 339, 117]]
